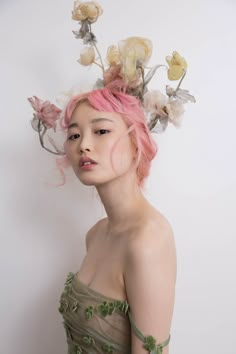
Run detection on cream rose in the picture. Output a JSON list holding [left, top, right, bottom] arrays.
[[118, 37, 152, 82], [72, 0, 103, 23], [79, 46, 95, 66]]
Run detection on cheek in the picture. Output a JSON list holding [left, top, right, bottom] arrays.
[[64, 141, 76, 164], [111, 136, 134, 171]]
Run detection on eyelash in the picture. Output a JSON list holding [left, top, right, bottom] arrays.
[[68, 129, 110, 141]]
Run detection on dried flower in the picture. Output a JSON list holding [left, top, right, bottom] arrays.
[[78, 46, 95, 65], [28, 96, 61, 132], [103, 64, 122, 85], [118, 37, 152, 82], [166, 51, 187, 80], [143, 90, 168, 117], [106, 45, 121, 65], [72, 21, 97, 45], [72, 0, 103, 23], [166, 85, 196, 104], [166, 99, 185, 127]]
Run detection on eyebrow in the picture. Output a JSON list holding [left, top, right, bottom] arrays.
[[68, 118, 115, 130]]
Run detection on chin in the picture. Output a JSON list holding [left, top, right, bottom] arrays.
[[76, 172, 119, 187]]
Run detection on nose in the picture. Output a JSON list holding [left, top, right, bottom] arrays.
[[80, 147, 90, 154], [78, 133, 93, 154]]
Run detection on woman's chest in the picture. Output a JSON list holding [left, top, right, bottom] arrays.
[[77, 232, 128, 301]]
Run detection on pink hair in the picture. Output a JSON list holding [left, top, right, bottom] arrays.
[[55, 82, 158, 189]]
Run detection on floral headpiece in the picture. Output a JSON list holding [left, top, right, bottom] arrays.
[[28, 0, 195, 156]]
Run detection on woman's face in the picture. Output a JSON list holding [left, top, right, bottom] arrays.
[[64, 101, 136, 186]]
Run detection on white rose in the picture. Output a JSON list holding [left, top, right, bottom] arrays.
[[143, 90, 168, 116], [166, 100, 185, 126]]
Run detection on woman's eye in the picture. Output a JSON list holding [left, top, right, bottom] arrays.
[[68, 130, 110, 140], [96, 129, 110, 135], [68, 134, 80, 140]]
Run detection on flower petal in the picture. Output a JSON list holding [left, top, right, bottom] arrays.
[[79, 46, 95, 66]]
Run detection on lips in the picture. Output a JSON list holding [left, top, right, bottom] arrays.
[[79, 157, 97, 167]]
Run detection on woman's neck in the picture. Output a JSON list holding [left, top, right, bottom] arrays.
[[95, 173, 150, 232]]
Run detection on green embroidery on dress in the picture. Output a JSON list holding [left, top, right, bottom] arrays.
[[97, 300, 129, 317], [71, 300, 79, 312], [101, 343, 114, 353], [97, 301, 115, 316], [65, 272, 75, 283], [144, 335, 157, 351], [58, 298, 69, 313], [84, 299, 129, 319], [115, 300, 129, 314], [74, 344, 83, 354], [85, 305, 95, 320], [82, 335, 95, 346], [144, 334, 171, 354], [64, 272, 75, 295]]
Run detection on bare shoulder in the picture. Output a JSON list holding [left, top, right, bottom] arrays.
[[127, 210, 176, 255], [85, 217, 107, 251]]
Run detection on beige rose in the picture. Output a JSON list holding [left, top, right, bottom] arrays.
[[118, 37, 152, 82], [79, 46, 95, 66], [166, 51, 188, 81], [106, 45, 121, 66], [72, 0, 103, 23]]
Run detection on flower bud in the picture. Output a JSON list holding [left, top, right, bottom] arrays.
[[106, 45, 121, 65], [166, 51, 188, 80], [78, 47, 95, 66]]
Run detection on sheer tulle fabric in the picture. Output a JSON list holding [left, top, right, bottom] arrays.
[[59, 274, 131, 353]]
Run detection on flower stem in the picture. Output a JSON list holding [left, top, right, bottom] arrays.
[[93, 43, 105, 72], [93, 61, 104, 70], [176, 70, 186, 91], [88, 23, 104, 72]]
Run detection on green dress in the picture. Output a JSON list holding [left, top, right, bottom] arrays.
[[58, 272, 171, 354]]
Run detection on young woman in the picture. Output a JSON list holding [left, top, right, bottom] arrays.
[[58, 86, 177, 354], [28, 4, 194, 352]]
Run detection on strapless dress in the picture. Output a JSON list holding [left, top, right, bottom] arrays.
[[58, 272, 171, 354]]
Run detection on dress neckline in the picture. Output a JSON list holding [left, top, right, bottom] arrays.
[[74, 271, 129, 304]]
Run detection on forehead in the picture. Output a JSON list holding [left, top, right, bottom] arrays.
[[68, 102, 125, 128]]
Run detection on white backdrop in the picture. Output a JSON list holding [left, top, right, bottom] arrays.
[[1, 0, 236, 353]]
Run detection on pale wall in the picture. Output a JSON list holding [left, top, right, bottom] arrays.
[[1, 0, 235, 353]]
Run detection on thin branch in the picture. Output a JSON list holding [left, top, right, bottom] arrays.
[[93, 42, 105, 72], [176, 70, 187, 91], [93, 61, 104, 70]]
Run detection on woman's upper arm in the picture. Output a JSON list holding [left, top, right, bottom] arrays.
[[124, 221, 177, 354]]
